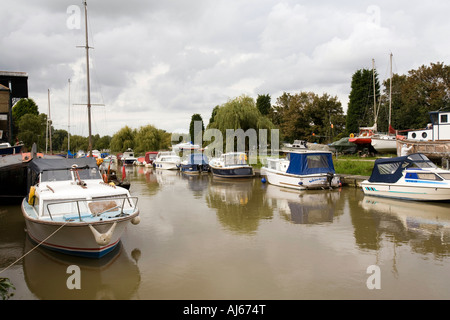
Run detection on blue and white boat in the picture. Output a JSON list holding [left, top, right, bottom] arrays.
[[21, 158, 140, 258], [262, 150, 340, 190], [361, 153, 450, 201], [209, 152, 254, 178], [180, 153, 209, 174]]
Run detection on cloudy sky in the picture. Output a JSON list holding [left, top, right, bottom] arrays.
[[1, 0, 449, 137]]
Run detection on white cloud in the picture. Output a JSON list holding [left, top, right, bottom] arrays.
[[1, 0, 450, 138]]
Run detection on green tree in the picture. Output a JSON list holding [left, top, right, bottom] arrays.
[[189, 113, 205, 144], [346, 68, 380, 135], [110, 126, 136, 152], [256, 94, 271, 115], [12, 98, 39, 138], [134, 125, 170, 153], [17, 113, 43, 150], [207, 95, 275, 150]]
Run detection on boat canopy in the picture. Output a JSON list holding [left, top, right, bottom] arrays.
[[368, 153, 437, 183], [286, 152, 335, 175], [29, 158, 98, 174], [27, 158, 100, 189], [187, 153, 209, 165]]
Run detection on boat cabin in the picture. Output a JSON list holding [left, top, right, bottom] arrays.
[[407, 111, 450, 141], [367, 153, 439, 183], [266, 151, 335, 175]]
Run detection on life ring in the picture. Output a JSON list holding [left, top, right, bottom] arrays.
[[28, 186, 36, 205], [349, 133, 355, 138]]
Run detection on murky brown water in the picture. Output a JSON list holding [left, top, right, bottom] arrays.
[[1, 166, 449, 300]]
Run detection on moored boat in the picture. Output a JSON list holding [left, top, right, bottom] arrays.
[[144, 151, 158, 167], [209, 152, 254, 178], [153, 151, 181, 170], [22, 157, 140, 258], [180, 153, 209, 174], [121, 148, 137, 166], [361, 153, 450, 201], [262, 150, 340, 190]]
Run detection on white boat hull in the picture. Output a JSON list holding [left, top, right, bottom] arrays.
[[22, 199, 139, 258], [264, 168, 340, 190], [371, 137, 397, 153], [154, 161, 180, 170], [361, 181, 450, 201]]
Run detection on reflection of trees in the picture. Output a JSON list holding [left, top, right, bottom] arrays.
[[206, 179, 273, 235], [347, 189, 382, 251], [359, 196, 450, 258], [264, 185, 342, 224]]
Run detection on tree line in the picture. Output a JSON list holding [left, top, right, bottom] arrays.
[[12, 61, 450, 154]]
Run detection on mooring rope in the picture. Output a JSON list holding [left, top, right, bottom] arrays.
[[0, 221, 69, 276]]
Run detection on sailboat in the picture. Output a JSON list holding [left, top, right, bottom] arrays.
[[20, 1, 140, 258], [348, 59, 379, 147], [370, 53, 397, 153]]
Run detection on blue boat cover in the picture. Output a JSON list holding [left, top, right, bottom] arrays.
[[286, 152, 335, 175], [368, 153, 436, 183], [187, 153, 209, 165]]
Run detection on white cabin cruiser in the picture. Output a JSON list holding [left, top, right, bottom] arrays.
[[21, 158, 140, 258], [262, 150, 340, 190], [153, 151, 181, 170], [361, 153, 450, 201]]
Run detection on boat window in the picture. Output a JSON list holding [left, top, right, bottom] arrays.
[[438, 173, 450, 180], [306, 155, 329, 168], [441, 114, 448, 123], [377, 162, 401, 175], [77, 167, 102, 180], [416, 173, 442, 181], [41, 170, 72, 182]]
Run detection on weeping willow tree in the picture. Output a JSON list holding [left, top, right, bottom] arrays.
[[207, 95, 276, 154]]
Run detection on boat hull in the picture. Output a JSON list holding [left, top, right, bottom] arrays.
[[371, 137, 397, 153], [361, 181, 450, 201], [154, 161, 180, 170], [0, 154, 29, 201], [210, 166, 254, 178], [21, 199, 139, 258], [180, 164, 210, 174], [264, 168, 340, 190]]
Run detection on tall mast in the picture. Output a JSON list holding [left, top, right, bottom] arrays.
[[389, 53, 393, 133], [68, 78, 71, 156], [83, 0, 93, 156], [372, 58, 377, 130], [46, 89, 52, 154]]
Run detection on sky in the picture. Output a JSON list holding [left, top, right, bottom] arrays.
[[1, 0, 449, 138]]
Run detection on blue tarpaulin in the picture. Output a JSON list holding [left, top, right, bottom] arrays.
[[286, 152, 335, 175], [188, 153, 209, 165], [368, 153, 436, 183]]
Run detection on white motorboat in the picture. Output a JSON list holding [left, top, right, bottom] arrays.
[[21, 157, 140, 258], [262, 150, 340, 190], [209, 152, 254, 178], [153, 151, 181, 170], [121, 148, 137, 166], [361, 153, 450, 201]]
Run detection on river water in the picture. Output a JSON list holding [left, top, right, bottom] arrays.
[[1, 166, 449, 300]]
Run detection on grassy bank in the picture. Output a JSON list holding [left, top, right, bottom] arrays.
[[333, 155, 378, 176]]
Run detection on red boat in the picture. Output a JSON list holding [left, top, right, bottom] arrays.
[[348, 127, 375, 145]]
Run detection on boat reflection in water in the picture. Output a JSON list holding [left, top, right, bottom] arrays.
[[264, 184, 341, 224], [206, 178, 272, 235], [361, 196, 450, 255], [23, 237, 141, 300]]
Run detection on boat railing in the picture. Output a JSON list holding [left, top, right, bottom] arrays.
[[46, 196, 139, 221]]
